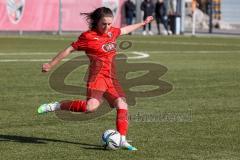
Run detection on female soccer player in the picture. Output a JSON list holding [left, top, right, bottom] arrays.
[[38, 7, 153, 151]]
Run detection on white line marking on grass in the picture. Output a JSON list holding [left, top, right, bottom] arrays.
[[0, 51, 150, 56], [0, 52, 150, 62], [0, 59, 68, 62], [0, 36, 75, 41], [1, 50, 239, 56], [124, 51, 149, 59], [1, 50, 240, 62], [132, 40, 240, 47], [0, 52, 58, 56], [139, 50, 240, 54]]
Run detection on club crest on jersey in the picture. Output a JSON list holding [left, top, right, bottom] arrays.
[[102, 42, 117, 52], [107, 32, 113, 38]]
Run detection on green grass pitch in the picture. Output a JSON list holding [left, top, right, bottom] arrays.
[[0, 35, 240, 160]]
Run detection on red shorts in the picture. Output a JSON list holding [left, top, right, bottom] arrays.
[[86, 77, 126, 107]]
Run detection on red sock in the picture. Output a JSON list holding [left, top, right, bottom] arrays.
[[116, 109, 128, 136], [60, 100, 87, 112]]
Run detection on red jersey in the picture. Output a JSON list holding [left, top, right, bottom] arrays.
[[71, 27, 121, 81]]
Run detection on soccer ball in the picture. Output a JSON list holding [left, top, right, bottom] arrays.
[[102, 129, 121, 150]]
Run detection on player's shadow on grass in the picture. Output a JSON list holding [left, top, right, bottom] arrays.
[[0, 134, 105, 150]]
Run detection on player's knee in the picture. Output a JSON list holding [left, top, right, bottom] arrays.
[[86, 104, 99, 112], [115, 98, 128, 110], [86, 98, 100, 112]]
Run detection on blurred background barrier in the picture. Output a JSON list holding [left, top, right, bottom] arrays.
[[0, 0, 59, 31], [0, 0, 124, 33], [0, 0, 239, 35]]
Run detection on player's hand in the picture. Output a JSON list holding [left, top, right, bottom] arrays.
[[42, 63, 52, 72], [144, 16, 154, 25]]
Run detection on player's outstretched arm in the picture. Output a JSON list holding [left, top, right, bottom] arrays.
[[120, 16, 153, 35], [42, 46, 75, 72]]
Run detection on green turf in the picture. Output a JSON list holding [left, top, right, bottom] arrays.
[[0, 35, 240, 160]]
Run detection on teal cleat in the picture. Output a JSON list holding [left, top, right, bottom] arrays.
[[126, 145, 138, 151], [120, 141, 138, 151]]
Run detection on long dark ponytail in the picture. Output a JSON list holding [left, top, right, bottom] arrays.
[[81, 7, 113, 29]]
